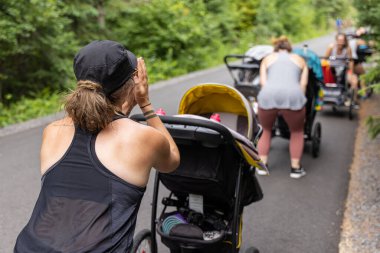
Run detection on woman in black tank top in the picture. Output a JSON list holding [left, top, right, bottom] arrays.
[[14, 40, 180, 253]]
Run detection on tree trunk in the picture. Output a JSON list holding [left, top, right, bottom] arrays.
[[97, 0, 106, 29]]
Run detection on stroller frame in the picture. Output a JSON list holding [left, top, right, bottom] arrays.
[[131, 114, 262, 253], [224, 55, 261, 99]]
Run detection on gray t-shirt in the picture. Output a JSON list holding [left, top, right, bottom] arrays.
[[258, 52, 306, 110]]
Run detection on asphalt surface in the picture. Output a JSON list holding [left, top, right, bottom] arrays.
[[0, 33, 357, 253]]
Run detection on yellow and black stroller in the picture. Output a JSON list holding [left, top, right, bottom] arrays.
[[131, 83, 267, 253]]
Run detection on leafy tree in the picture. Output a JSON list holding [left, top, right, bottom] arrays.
[[0, 0, 354, 126], [354, 0, 380, 139], [0, 0, 76, 103]]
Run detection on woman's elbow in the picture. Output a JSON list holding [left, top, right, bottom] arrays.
[[167, 151, 180, 173], [156, 150, 180, 174]]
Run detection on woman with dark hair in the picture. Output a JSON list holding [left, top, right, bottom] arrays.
[[325, 33, 358, 107], [14, 40, 180, 252], [257, 36, 308, 178]]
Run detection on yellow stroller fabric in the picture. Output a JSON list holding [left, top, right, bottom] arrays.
[[178, 83, 268, 173]]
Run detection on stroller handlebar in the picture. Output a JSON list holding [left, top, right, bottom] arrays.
[[130, 114, 236, 144], [224, 54, 260, 69], [319, 56, 354, 61]]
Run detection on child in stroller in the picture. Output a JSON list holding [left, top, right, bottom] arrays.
[[131, 83, 267, 253]]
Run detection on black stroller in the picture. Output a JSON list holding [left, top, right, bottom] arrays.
[[224, 45, 273, 105], [225, 46, 322, 157], [131, 84, 267, 253]]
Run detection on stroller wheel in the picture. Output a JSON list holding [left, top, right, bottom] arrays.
[[245, 246, 260, 253], [312, 122, 321, 158], [131, 229, 153, 253]]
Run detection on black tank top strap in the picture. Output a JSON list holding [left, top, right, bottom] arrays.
[[113, 111, 129, 121]]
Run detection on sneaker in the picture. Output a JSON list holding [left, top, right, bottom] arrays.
[[257, 164, 269, 176], [290, 167, 306, 179]]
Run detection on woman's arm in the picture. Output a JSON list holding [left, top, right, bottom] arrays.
[[300, 60, 308, 94], [133, 58, 180, 173], [260, 57, 268, 87], [346, 46, 354, 72], [325, 44, 333, 58]]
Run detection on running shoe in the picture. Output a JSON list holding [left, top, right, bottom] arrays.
[[257, 164, 269, 176], [290, 167, 306, 179]]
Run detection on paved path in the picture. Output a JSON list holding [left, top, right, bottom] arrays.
[[0, 33, 357, 253]]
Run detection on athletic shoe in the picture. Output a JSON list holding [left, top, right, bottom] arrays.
[[290, 167, 306, 179], [257, 164, 269, 176]]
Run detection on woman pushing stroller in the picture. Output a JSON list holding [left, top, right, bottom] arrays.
[[257, 36, 308, 178], [325, 32, 359, 108]]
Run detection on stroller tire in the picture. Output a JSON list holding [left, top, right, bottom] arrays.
[[245, 246, 260, 253], [312, 122, 321, 158], [131, 229, 153, 253]]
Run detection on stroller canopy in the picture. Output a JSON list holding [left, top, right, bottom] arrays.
[[245, 45, 273, 60], [178, 83, 256, 139], [178, 83, 267, 172]]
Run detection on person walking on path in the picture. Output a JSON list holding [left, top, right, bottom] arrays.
[[14, 40, 180, 253], [257, 36, 308, 178]]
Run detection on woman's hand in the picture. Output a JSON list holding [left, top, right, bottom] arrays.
[[133, 57, 150, 106]]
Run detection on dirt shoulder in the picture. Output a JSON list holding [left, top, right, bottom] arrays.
[[339, 94, 380, 252]]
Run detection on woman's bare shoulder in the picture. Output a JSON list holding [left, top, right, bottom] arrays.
[[291, 54, 306, 63], [263, 53, 278, 66], [108, 118, 169, 160], [288, 54, 306, 68], [109, 118, 165, 143], [43, 117, 74, 137]]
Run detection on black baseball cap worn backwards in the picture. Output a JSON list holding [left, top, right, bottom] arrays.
[[74, 40, 137, 97]]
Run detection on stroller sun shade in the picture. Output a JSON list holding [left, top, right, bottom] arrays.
[[178, 83, 267, 173], [178, 83, 255, 139]]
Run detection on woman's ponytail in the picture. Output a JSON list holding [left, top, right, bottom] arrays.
[[64, 80, 116, 133]]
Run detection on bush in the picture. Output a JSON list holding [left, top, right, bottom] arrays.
[[0, 0, 352, 127], [0, 89, 62, 127]]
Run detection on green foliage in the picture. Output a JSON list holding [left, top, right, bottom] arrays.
[[115, 0, 220, 82], [0, 0, 351, 127], [354, 0, 380, 31], [254, 0, 350, 41], [354, 0, 380, 139], [0, 89, 62, 127], [0, 0, 76, 103], [366, 115, 380, 140]]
